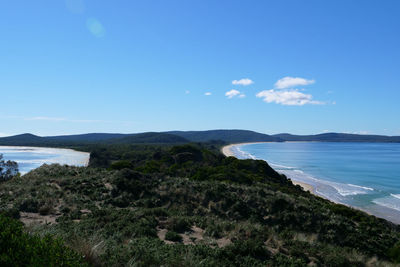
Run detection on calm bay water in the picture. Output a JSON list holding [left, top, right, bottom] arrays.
[[0, 146, 90, 175], [232, 142, 400, 224]]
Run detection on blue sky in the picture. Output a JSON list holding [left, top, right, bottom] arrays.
[[1, 0, 400, 136]]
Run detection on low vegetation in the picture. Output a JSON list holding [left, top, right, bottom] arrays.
[[0, 144, 399, 266]]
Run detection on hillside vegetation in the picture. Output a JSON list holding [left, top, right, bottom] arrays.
[[0, 143, 400, 266], [1, 130, 400, 147]]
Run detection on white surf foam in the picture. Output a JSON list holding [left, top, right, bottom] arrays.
[[373, 195, 400, 212], [234, 146, 257, 160], [347, 184, 374, 191], [391, 194, 400, 200], [230, 144, 376, 198]]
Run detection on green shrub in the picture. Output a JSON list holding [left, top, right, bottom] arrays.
[[388, 241, 400, 263], [0, 214, 87, 266], [165, 231, 182, 242], [109, 160, 132, 170], [19, 199, 39, 213], [168, 217, 191, 233]]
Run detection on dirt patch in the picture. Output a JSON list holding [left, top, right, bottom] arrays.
[[20, 212, 59, 226], [157, 227, 174, 244], [216, 237, 231, 247]]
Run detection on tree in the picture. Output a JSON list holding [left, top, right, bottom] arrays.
[[0, 154, 19, 181]]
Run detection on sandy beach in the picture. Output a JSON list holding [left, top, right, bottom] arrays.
[[221, 143, 317, 195], [0, 146, 90, 174]]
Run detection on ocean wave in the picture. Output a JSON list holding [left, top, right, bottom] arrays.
[[347, 184, 374, 191], [373, 195, 400, 212], [234, 146, 257, 160], [232, 144, 376, 198], [269, 163, 297, 170], [391, 194, 400, 200], [278, 169, 373, 197]]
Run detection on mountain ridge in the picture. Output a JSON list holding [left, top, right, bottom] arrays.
[[0, 130, 400, 146]]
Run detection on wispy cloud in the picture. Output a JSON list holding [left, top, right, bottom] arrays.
[[274, 76, 315, 89], [204, 92, 212, 96], [232, 78, 254, 86], [1, 115, 132, 124], [256, 89, 324, 106], [26, 116, 66, 122], [26, 117, 125, 123], [225, 89, 245, 99]]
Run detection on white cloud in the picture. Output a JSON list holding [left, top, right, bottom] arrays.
[[204, 92, 212, 96], [239, 94, 246, 98], [27, 116, 66, 122], [225, 89, 242, 99], [232, 78, 254, 86], [274, 76, 315, 89], [185, 90, 190, 94], [0, 132, 10, 137], [256, 89, 324, 106]]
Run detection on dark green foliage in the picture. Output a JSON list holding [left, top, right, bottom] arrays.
[[388, 241, 400, 263], [0, 214, 86, 266], [168, 129, 281, 143], [165, 231, 182, 242], [109, 160, 132, 170], [108, 132, 189, 144], [19, 199, 40, 213], [167, 217, 191, 233]]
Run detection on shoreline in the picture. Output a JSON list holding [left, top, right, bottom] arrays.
[[0, 146, 90, 174], [221, 143, 321, 196], [221, 142, 400, 224]]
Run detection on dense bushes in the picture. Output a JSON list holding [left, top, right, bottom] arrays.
[[388, 241, 400, 263], [0, 214, 86, 266]]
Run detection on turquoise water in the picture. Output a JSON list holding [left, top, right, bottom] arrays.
[[232, 142, 400, 224], [0, 146, 90, 174]]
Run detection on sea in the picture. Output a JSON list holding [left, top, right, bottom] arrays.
[[0, 146, 90, 175], [231, 142, 400, 224]]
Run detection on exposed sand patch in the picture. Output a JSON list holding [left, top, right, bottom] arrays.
[[292, 180, 316, 194], [20, 212, 59, 226]]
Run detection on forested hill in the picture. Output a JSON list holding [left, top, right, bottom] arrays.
[[0, 132, 189, 146], [1, 130, 400, 146], [167, 130, 280, 143]]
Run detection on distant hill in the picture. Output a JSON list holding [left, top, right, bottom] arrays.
[[0, 132, 188, 146], [167, 130, 281, 143], [1, 130, 400, 146], [46, 133, 127, 142], [0, 134, 46, 146], [107, 132, 189, 144]]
